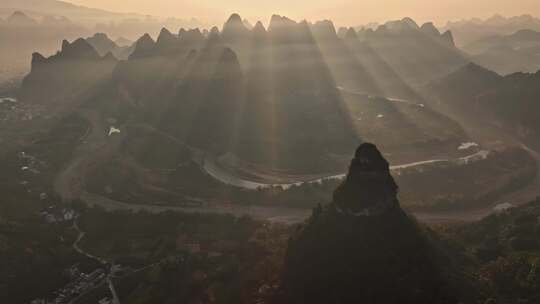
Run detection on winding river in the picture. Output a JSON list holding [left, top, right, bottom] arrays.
[[202, 150, 491, 190]]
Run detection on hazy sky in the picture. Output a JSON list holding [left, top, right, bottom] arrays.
[[69, 0, 540, 26]]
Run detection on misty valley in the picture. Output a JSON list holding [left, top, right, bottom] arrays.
[[1, 2, 540, 304]]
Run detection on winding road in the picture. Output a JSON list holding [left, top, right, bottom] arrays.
[[71, 220, 121, 304]]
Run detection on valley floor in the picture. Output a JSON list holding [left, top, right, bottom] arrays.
[[47, 99, 540, 226]]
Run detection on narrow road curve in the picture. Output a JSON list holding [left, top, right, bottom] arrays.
[[72, 220, 121, 304]]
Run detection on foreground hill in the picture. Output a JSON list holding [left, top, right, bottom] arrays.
[[446, 198, 540, 302], [2, 129, 539, 303], [275, 143, 471, 304]]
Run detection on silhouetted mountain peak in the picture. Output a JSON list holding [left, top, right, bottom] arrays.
[[90, 33, 110, 41], [222, 13, 250, 42], [180, 28, 204, 44], [130, 33, 155, 59], [421, 22, 441, 36], [7, 11, 36, 25], [512, 29, 540, 40], [156, 28, 177, 49], [29, 38, 102, 72], [213, 47, 243, 80], [207, 26, 222, 44], [428, 62, 503, 101], [312, 20, 338, 40], [402, 17, 420, 29], [441, 30, 455, 46], [278, 143, 461, 304], [137, 33, 155, 45], [61, 39, 70, 52], [337, 26, 348, 38], [332, 143, 398, 214], [243, 18, 253, 29], [221, 47, 238, 61], [30, 52, 47, 70], [225, 13, 242, 25], [268, 14, 296, 33], [60, 38, 100, 60], [253, 21, 266, 34], [252, 21, 268, 41], [158, 27, 174, 40], [86, 33, 117, 53], [353, 143, 390, 171], [345, 27, 358, 40]]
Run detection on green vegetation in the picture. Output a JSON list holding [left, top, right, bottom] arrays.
[[441, 198, 540, 302], [71, 204, 289, 304]]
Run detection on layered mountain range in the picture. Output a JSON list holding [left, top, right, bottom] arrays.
[[427, 63, 540, 148], [443, 14, 540, 47], [20, 38, 117, 106], [0, 11, 89, 84], [18, 14, 470, 174], [463, 29, 540, 75], [85, 33, 134, 60], [345, 18, 463, 87]]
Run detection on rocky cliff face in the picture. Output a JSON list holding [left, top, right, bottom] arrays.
[[276, 143, 460, 304]]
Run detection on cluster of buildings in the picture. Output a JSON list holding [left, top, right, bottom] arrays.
[[0, 97, 46, 122], [30, 268, 107, 304], [40, 206, 78, 224]]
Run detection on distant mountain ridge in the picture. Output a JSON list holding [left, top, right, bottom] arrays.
[[462, 29, 540, 75], [86, 32, 134, 59], [20, 37, 117, 105], [443, 14, 540, 47], [344, 17, 466, 86], [0, 0, 140, 23], [427, 62, 540, 148], [17, 13, 470, 175], [0, 11, 89, 84]]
